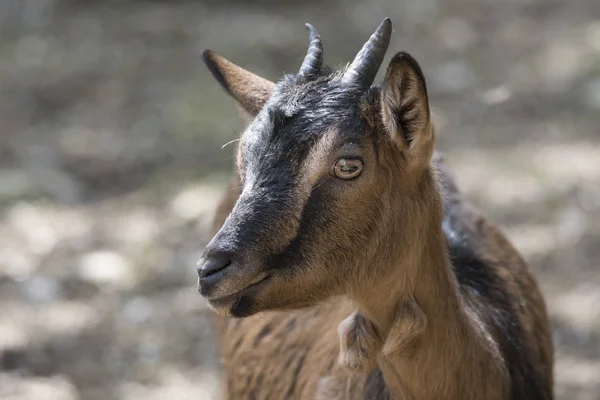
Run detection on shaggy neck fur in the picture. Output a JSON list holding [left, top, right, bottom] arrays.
[[349, 170, 511, 400]]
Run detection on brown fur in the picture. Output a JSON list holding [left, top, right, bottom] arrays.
[[201, 46, 553, 399], [210, 160, 552, 400]]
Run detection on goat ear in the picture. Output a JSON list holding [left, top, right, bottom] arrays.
[[202, 50, 275, 116], [380, 52, 433, 162]]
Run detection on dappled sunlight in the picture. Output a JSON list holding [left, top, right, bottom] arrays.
[[0, 373, 79, 400], [551, 286, 600, 330], [447, 142, 600, 207], [555, 357, 600, 399], [118, 367, 223, 400], [0, 0, 598, 398]]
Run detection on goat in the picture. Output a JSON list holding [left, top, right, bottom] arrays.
[[197, 18, 554, 399]]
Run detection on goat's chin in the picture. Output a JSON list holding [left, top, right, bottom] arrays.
[[205, 275, 329, 318], [207, 302, 232, 317], [206, 292, 262, 318], [209, 292, 274, 318], [208, 292, 317, 318], [207, 302, 242, 318]]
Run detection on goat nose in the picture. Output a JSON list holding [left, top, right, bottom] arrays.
[[197, 252, 232, 279]]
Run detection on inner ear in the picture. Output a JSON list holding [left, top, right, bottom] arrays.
[[380, 52, 432, 151], [202, 50, 275, 116]]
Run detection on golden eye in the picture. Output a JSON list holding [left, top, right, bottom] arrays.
[[332, 158, 363, 180]]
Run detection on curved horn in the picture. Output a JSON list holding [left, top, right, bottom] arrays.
[[341, 18, 392, 87], [298, 23, 323, 76]]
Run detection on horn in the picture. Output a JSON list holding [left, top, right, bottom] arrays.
[[341, 18, 392, 87], [298, 23, 323, 76]]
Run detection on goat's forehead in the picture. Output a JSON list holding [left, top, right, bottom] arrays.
[[242, 78, 368, 160], [272, 76, 364, 115]]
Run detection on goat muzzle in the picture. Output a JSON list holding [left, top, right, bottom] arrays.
[[197, 249, 272, 309]]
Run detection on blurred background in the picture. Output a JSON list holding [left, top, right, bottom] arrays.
[[0, 0, 599, 399]]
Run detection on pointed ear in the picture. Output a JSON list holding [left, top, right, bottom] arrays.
[[380, 52, 434, 164], [202, 50, 275, 116]]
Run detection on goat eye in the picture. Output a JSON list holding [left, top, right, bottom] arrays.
[[332, 158, 363, 180]]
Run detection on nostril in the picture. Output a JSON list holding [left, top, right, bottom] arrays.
[[197, 252, 232, 279]]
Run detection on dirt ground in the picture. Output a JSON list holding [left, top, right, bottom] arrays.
[[0, 0, 599, 399]]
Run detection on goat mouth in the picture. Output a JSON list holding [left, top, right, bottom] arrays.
[[208, 273, 272, 308]]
